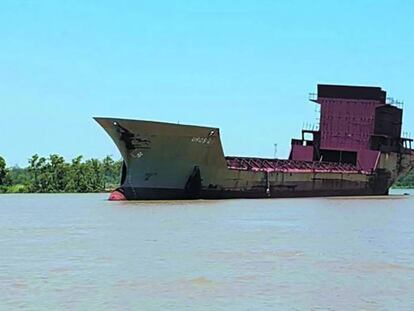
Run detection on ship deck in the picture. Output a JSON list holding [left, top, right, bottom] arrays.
[[225, 156, 365, 174]]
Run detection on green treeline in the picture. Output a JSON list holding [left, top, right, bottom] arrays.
[[0, 154, 122, 193]]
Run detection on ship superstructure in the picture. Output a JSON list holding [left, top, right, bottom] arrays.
[[95, 84, 414, 200]]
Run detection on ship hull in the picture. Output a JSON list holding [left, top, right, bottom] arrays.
[[95, 117, 413, 201]]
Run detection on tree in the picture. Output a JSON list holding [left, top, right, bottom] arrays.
[[65, 155, 83, 192], [28, 154, 50, 192], [0, 156, 9, 186], [102, 155, 114, 190], [102, 155, 122, 190], [47, 154, 69, 192], [85, 158, 104, 192]]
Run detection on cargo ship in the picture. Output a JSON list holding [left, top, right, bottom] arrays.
[[95, 84, 414, 200]]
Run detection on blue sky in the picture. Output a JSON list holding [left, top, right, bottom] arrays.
[[1, 0, 413, 166]]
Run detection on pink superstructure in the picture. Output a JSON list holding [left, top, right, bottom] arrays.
[[288, 84, 409, 172], [228, 84, 412, 174]]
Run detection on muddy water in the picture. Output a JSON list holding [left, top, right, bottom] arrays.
[[1, 190, 413, 310]]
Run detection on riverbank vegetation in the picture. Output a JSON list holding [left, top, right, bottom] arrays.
[[0, 155, 121, 193]]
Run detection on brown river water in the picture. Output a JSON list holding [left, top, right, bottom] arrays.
[[1, 189, 414, 310]]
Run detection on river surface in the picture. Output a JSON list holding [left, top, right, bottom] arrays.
[[1, 190, 414, 310]]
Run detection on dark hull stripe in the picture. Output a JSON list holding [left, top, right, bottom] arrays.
[[121, 187, 388, 200]]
